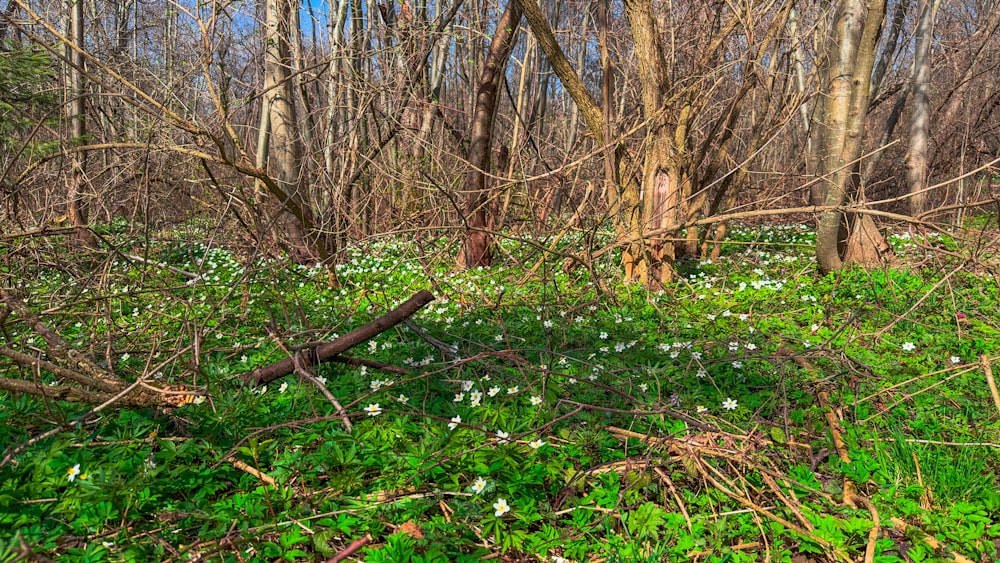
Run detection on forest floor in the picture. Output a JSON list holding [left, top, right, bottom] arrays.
[[1, 219, 1000, 562]]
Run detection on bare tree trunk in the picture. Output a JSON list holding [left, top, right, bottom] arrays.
[[260, 0, 331, 264], [457, 0, 522, 269], [622, 0, 676, 285], [66, 0, 96, 247], [813, 0, 889, 273], [906, 0, 938, 216]]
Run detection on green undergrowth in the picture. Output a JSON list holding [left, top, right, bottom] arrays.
[[1, 223, 999, 562]]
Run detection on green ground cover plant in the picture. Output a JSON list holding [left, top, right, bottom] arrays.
[[1, 221, 999, 562]]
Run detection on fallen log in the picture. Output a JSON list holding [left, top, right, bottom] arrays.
[[239, 290, 435, 386]]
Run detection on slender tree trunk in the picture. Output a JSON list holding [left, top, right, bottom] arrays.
[[906, 0, 938, 216], [457, 0, 522, 269], [260, 0, 331, 264], [66, 0, 96, 247], [813, 0, 888, 273]]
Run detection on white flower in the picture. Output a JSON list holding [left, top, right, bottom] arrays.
[[493, 498, 511, 517], [472, 477, 487, 494], [470, 391, 483, 402], [487, 386, 500, 397], [279, 382, 288, 393], [696, 367, 708, 378], [902, 342, 916, 352], [365, 403, 382, 417], [745, 343, 757, 351], [496, 430, 510, 444], [453, 393, 465, 402], [728, 342, 739, 352], [706, 314, 717, 321], [462, 380, 474, 392], [316, 375, 328, 385], [722, 398, 738, 411], [599, 332, 608, 340], [529, 439, 545, 449], [638, 383, 648, 392], [950, 356, 961, 365], [543, 320, 553, 328], [120, 353, 130, 361], [507, 386, 519, 395], [470, 399, 481, 407], [696, 405, 708, 413], [732, 361, 743, 369], [67, 463, 81, 482], [359, 365, 368, 376], [193, 396, 206, 405], [396, 394, 409, 404], [530, 396, 542, 406], [495, 334, 504, 342], [448, 415, 461, 430]]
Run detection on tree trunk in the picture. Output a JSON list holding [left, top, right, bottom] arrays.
[[813, 0, 888, 273], [66, 0, 96, 247], [905, 0, 938, 216], [457, 0, 522, 269], [623, 0, 676, 285], [260, 0, 331, 264]]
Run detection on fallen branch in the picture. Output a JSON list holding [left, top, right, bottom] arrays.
[[226, 456, 277, 488], [0, 291, 196, 409], [324, 533, 372, 563], [240, 290, 435, 386]]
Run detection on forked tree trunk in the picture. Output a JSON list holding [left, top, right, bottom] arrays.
[[457, 0, 522, 269], [813, 0, 888, 273]]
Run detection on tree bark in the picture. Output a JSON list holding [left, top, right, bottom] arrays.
[[457, 0, 522, 269], [240, 290, 435, 386], [260, 0, 332, 264], [905, 0, 938, 216], [622, 0, 677, 285], [66, 0, 96, 247], [813, 0, 888, 273]]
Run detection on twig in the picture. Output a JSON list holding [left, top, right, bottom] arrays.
[[687, 542, 760, 558], [265, 327, 352, 432], [983, 355, 1000, 419], [653, 467, 693, 535], [0, 377, 148, 469], [817, 389, 857, 506], [226, 456, 277, 487], [691, 455, 850, 563]]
